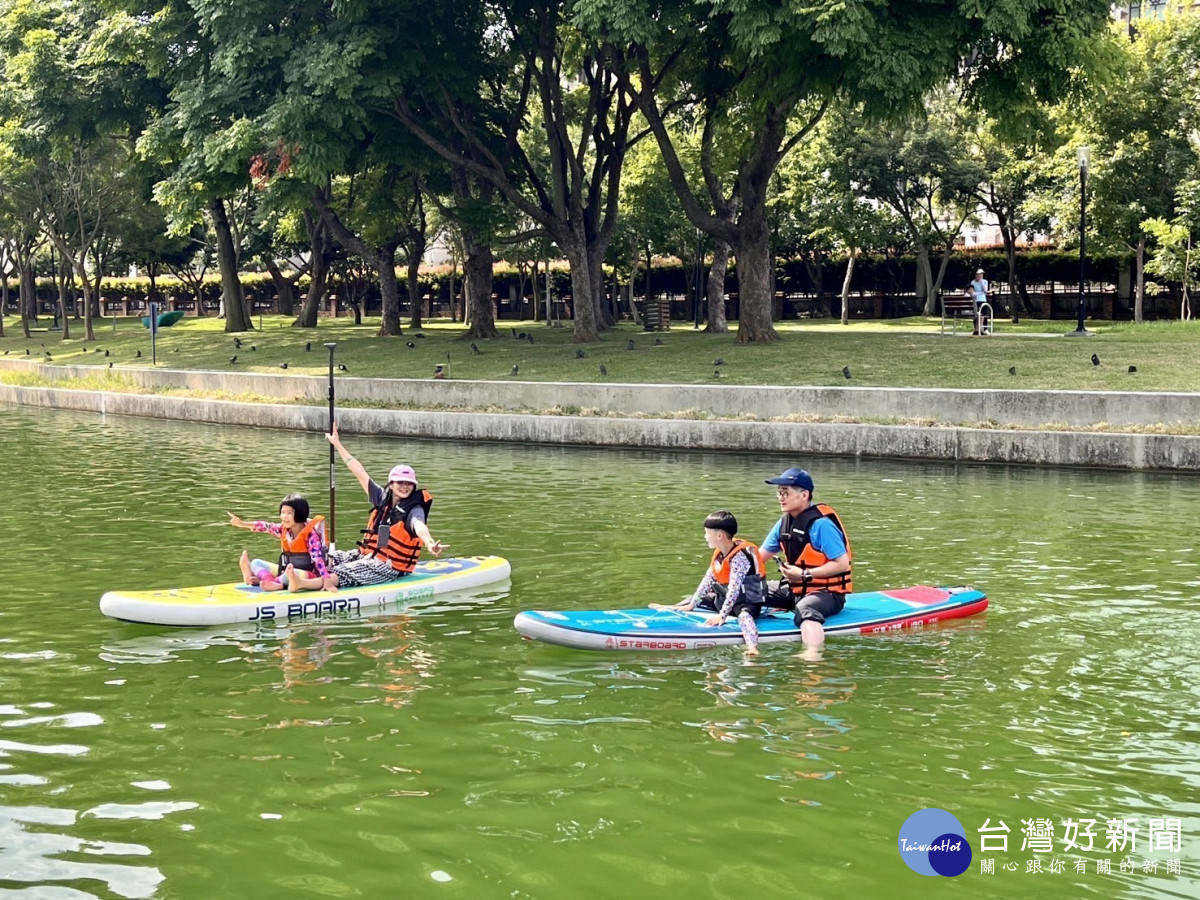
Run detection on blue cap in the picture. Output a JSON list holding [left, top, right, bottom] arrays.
[[765, 467, 815, 492]]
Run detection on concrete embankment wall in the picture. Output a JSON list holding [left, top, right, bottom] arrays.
[[3, 377, 1200, 472], [8, 361, 1200, 428]]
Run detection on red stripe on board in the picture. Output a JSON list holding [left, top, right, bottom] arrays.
[[857, 597, 989, 634], [882, 585, 952, 605]]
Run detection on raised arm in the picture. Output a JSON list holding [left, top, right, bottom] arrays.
[[228, 512, 277, 535], [326, 422, 372, 494]]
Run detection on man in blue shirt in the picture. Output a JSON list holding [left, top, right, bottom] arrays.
[[760, 467, 853, 648]]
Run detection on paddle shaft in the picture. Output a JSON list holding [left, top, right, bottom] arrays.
[[325, 342, 337, 549]]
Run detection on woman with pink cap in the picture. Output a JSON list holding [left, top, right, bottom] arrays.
[[321, 423, 447, 588]]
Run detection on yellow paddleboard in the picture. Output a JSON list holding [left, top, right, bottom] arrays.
[[100, 555, 511, 626]]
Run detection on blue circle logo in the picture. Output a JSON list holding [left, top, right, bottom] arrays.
[[898, 808, 972, 876]]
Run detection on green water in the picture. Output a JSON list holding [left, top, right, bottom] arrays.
[[1, 404, 1197, 899]]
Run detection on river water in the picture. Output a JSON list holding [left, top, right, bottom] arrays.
[[0, 404, 1197, 898]]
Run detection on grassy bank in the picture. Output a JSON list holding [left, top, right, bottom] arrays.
[[2, 314, 1198, 393]]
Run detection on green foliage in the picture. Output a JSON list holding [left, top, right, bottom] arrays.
[[1070, 18, 1200, 254], [0, 0, 1196, 340]]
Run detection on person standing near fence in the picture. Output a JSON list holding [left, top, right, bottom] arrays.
[[969, 268, 990, 335]]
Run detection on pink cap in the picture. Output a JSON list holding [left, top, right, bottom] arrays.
[[388, 464, 417, 485]]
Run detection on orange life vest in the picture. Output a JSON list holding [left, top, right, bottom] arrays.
[[778, 503, 853, 595], [279, 515, 326, 571], [709, 540, 767, 606], [358, 489, 433, 574]]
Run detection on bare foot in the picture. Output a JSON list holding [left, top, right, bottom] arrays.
[[286, 564, 301, 592], [745, 645, 760, 657], [239, 551, 259, 586]]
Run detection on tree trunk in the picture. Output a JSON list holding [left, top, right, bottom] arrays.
[[81, 265, 96, 343], [563, 237, 600, 342], [733, 223, 778, 343], [463, 238, 498, 339], [998, 218, 1030, 317], [932, 243, 954, 304], [0, 270, 7, 337], [295, 215, 331, 328], [589, 243, 614, 330], [530, 258, 541, 321], [917, 247, 937, 316], [1134, 233, 1145, 324], [20, 260, 35, 338], [88, 244, 104, 338], [209, 198, 252, 332], [406, 250, 423, 332], [840, 247, 858, 326], [644, 242, 652, 321], [265, 261, 296, 317], [1183, 233, 1193, 322], [295, 251, 327, 328], [516, 261, 530, 321], [681, 252, 696, 324], [802, 258, 824, 318], [376, 247, 402, 336], [56, 261, 71, 340], [314, 194, 403, 335], [705, 237, 730, 332]]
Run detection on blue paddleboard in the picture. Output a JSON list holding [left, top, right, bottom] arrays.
[[514, 585, 988, 651]]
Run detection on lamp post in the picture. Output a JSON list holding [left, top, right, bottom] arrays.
[[1072, 145, 1091, 335]]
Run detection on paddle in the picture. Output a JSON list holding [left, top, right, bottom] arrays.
[[325, 342, 337, 550]]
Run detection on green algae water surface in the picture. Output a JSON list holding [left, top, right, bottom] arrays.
[[0, 404, 1197, 899]]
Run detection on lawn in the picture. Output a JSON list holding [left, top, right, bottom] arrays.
[[2, 314, 1198, 393]]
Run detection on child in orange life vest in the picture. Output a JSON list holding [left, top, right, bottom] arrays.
[[228, 494, 330, 593], [651, 510, 766, 655]]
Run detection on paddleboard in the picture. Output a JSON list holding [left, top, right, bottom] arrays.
[[101, 555, 511, 626], [513, 585, 987, 651]]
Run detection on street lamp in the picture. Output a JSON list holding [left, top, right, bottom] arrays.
[[1071, 145, 1091, 335]]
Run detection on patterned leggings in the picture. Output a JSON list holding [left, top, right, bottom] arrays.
[[697, 593, 760, 650], [326, 549, 405, 588]]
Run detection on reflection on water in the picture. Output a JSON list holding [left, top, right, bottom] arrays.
[[0, 702, 168, 899], [2, 405, 1199, 897], [691, 659, 858, 790]]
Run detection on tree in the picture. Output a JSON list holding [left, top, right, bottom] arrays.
[[1143, 178, 1200, 320], [582, 0, 1112, 341], [31, 139, 129, 341], [770, 127, 896, 323], [387, 0, 636, 342], [830, 101, 980, 315], [1073, 17, 1200, 322], [959, 107, 1063, 318], [128, 0, 278, 333], [617, 127, 707, 326], [0, 0, 161, 341]]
